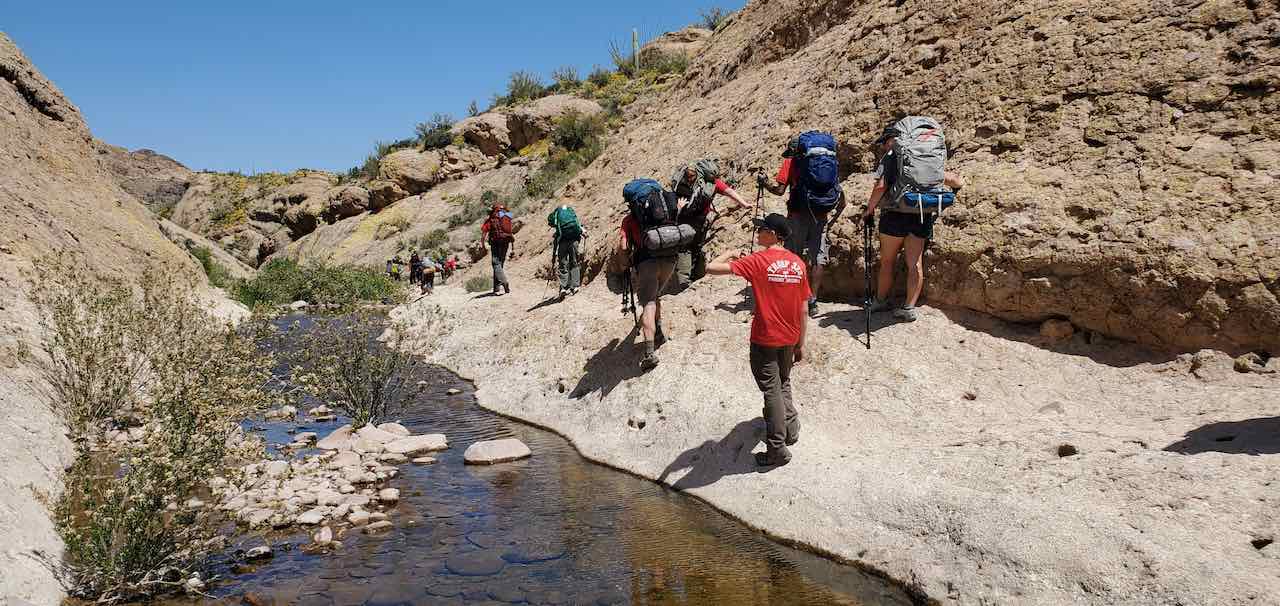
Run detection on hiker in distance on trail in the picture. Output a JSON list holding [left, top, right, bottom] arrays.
[[618, 178, 697, 371], [480, 203, 516, 296], [669, 159, 750, 292], [547, 204, 585, 300], [706, 213, 809, 468], [864, 117, 965, 322], [759, 131, 846, 317]]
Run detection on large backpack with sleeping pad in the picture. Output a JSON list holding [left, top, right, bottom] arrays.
[[789, 131, 842, 212], [622, 178, 695, 256]]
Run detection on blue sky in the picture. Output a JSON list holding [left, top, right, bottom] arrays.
[[5, 0, 745, 173]]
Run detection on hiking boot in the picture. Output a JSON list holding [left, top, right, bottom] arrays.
[[654, 324, 667, 347], [640, 352, 660, 372], [893, 305, 918, 322], [807, 297, 819, 317], [570, 287, 579, 296], [503, 282, 511, 294], [754, 448, 792, 468], [866, 298, 893, 313]]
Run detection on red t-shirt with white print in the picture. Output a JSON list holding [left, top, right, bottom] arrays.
[[730, 246, 811, 347]]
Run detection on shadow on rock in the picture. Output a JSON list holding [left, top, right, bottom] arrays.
[[1164, 417, 1280, 455], [569, 324, 642, 400], [527, 295, 564, 312], [657, 419, 765, 490], [714, 286, 754, 314], [935, 305, 1181, 368], [816, 306, 896, 345]]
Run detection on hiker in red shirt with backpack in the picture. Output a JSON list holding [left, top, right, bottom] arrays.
[[760, 131, 846, 317], [706, 213, 809, 468], [480, 204, 515, 295]]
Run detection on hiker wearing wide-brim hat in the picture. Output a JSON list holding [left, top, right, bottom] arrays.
[[863, 119, 966, 322], [705, 212, 809, 468]]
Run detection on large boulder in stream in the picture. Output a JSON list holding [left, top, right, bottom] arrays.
[[463, 438, 531, 464]]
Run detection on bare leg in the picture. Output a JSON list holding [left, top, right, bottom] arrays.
[[903, 235, 927, 306], [877, 234, 905, 300], [810, 264, 825, 299], [641, 301, 658, 344]]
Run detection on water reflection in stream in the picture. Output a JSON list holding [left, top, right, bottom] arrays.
[[171, 314, 915, 605]]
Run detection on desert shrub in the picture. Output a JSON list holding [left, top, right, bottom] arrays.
[[231, 258, 404, 308], [34, 262, 271, 602], [699, 6, 733, 31], [552, 109, 607, 153], [292, 311, 426, 428], [446, 194, 496, 228], [465, 275, 493, 293], [415, 113, 455, 151], [609, 39, 639, 78], [467, 100, 480, 117], [191, 246, 233, 289], [375, 215, 412, 240], [644, 49, 690, 75], [505, 70, 546, 104], [418, 229, 449, 251], [551, 65, 581, 91], [587, 65, 612, 87]]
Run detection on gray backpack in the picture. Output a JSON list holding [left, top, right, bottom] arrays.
[[884, 116, 952, 217]]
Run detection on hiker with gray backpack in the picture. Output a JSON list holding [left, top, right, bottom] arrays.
[[669, 159, 750, 292], [617, 178, 696, 371], [863, 117, 966, 322], [759, 131, 845, 316], [547, 204, 585, 299]]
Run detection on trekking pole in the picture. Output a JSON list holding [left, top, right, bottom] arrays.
[[863, 217, 874, 350], [748, 177, 764, 252]]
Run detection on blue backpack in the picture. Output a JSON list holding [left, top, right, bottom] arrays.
[[622, 179, 674, 229], [791, 131, 842, 212]]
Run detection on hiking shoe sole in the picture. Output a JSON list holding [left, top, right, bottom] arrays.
[[640, 355, 659, 372], [754, 450, 792, 467], [893, 307, 918, 322]]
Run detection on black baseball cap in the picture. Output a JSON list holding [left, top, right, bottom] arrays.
[[874, 124, 898, 144], [752, 213, 791, 239]]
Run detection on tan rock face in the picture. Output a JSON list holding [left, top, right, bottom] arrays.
[[379, 146, 499, 196], [94, 143, 194, 215], [639, 27, 712, 64], [555, 0, 1280, 354], [0, 33, 218, 605], [451, 95, 605, 157]]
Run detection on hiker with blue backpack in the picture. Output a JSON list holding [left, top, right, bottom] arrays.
[[863, 117, 966, 322], [547, 204, 585, 299], [759, 131, 845, 316], [618, 178, 696, 371], [669, 159, 750, 292]]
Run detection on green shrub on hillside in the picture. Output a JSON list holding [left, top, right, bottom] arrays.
[[467, 100, 480, 117], [699, 7, 733, 31], [446, 194, 495, 228], [552, 109, 607, 153], [504, 70, 547, 105], [551, 65, 581, 91], [191, 246, 234, 289], [465, 275, 493, 293], [415, 113, 455, 150], [418, 228, 449, 251], [232, 258, 404, 308], [587, 65, 612, 87]]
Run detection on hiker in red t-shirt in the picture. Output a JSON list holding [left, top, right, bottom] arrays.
[[480, 204, 515, 295], [706, 212, 809, 467]]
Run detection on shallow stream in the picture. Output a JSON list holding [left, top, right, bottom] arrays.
[[170, 313, 915, 605]]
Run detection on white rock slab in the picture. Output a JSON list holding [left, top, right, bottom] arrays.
[[463, 438, 532, 465]]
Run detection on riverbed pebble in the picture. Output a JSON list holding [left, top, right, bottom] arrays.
[[316, 425, 355, 450], [364, 520, 393, 533], [385, 434, 448, 455], [378, 488, 400, 503], [348, 510, 371, 526], [447, 388, 462, 395], [245, 545, 272, 560], [314, 526, 333, 546], [377, 422, 411, 437], [356, 424, 400, 444], [412, 456, 438, 465]]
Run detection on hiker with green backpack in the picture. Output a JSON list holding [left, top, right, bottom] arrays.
[[669, 159, 750, 292], [547, 204, 585, 299], [759, 131, 845, 316], [863, 117, 966, 322]]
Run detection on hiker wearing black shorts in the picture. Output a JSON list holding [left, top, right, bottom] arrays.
[[863, 124, 965, 321]]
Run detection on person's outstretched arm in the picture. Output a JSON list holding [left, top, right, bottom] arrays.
[[706, 250, 742, 276]]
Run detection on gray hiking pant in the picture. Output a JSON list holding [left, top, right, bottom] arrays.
[[555, 239, 581, 291], [490, 240, 510, 290], [749, 343, 799, 452]]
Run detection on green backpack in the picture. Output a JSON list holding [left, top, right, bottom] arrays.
[[548, 205, 583, 241]]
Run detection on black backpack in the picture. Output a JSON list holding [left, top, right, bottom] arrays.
[[622, 178, 693, 256]]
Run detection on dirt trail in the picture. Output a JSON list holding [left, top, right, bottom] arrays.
[[395, 272, 1279, 605]]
